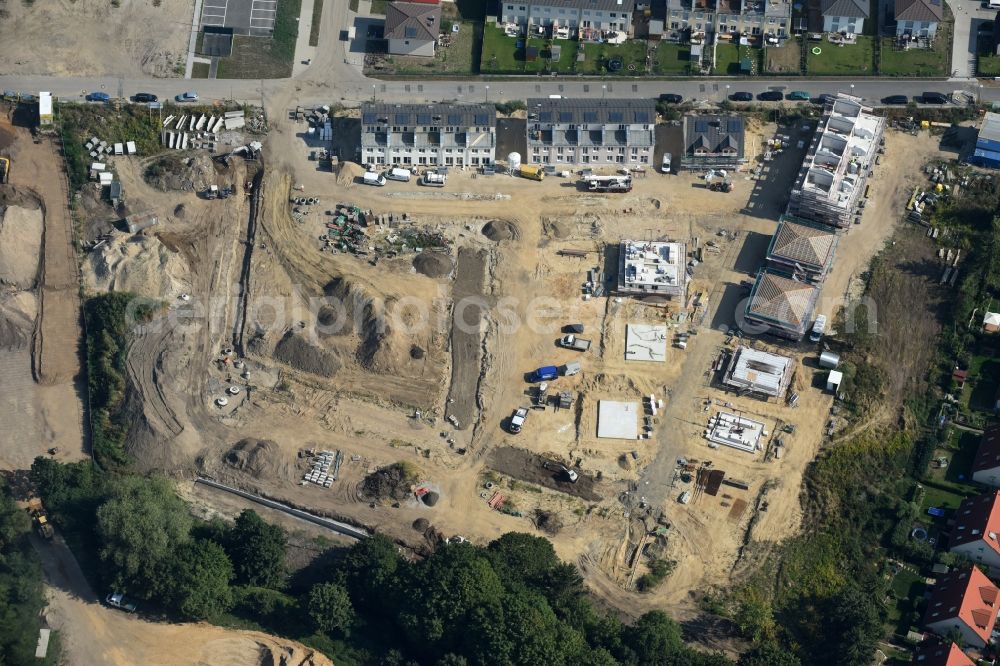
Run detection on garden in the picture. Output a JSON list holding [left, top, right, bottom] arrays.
[[805, 36, 874, 75]]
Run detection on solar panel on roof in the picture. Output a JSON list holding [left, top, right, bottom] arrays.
[[363, 113, 377, 124], [696, 121, 708, 132], [634, 112, 650, 123], [539, 112, 553, 122], [417, 113, 432, 124], [448, 113, 462, 124], [608, 112, 623, 122], [475, 113, 490, 125], [583, 111, 598, 122], [729, 120, 742, 132], [395, 114, 409, 124], [558, 111, 573, 122]]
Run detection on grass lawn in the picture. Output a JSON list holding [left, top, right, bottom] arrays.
[[481, 25, 578, 73], [370, 0, 387, 14], [653, 42, 691, 74], [191, 62, 210, 79], [386, 20, 478, 74], [981, 54, 1000, 76], [714, 44, 762, 75], [806, 36, 874, 75], [310, 0, 325, 46], [765, 40, 801, 74], [880, 38, 949, 76], [887, 568, 926, 636], [579, 40, 648, 75], [214, 0, 300, 78], [917, 482, 967, 515]]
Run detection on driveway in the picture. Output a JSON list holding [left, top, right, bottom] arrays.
[[950, 0, 996, 77]]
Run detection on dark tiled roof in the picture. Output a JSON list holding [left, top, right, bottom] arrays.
[[361, 102, 496, 128], [973, 424, 1000, 473], [683, 114, 745, 158], [526, 98, 656, 125], [895, 0, 943, 22], [521, 0, 636, 11], [820, 0, 869, 18], [385, 1, 441, 41]]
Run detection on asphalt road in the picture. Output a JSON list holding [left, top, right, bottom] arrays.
[[1, 74, 997, 109]]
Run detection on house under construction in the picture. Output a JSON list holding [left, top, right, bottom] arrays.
[[722, 346, 793, 399], [744, 268, 820, 341], [616, 240, 688, 299], [786, 94, 885, 229], [765, 215, 839, 282]]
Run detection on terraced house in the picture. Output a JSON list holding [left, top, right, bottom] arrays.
[[526, 98, 656, 165], [360, 103, 497, 167], [498, 0, 635, 38], [660, 0, 791, 45]]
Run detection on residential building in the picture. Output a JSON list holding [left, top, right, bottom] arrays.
[[894, 0, 943, 38], [912, 639, 976, 666], [951, 490, 1000, 570], [972, 424, 1000, 487], [616, 240, 688, 299], [923, 567, 1000, 648], [498, 0, 635, 39], [786, 94, 885, 229], [526, 98, 656, 166], [662, 0, 791, 43], [820, 0, 868, 33], [743, 268, 820, 341], [722, 346, 793, 398], [969, 112, 1000, 170], [360, 103, 497, 167], [984, 311, 1000, 333], [681, 114, 745, 171], [385, 1, 441, 57], [765, 215, 839, 281]]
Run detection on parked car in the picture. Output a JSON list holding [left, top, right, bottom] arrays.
[[659, 93, 683, 104], [508, 407, 528, 434], [757, 91, 783, 102], [133, 93, 158, 103], [678, 491, 692, 504], [787, 90, 811, 101], [729, 92, 753, 102], [105, 593, 137, 613], [86, 91, 110, 102], [661, 152, 672, 174], [175, 91, 199, 102], [881, 94, 909, 105], [921, 92, 948, 104]]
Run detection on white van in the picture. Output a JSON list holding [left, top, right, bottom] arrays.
[[363, 171, 386, 186], [386, 167, 411, 182], [810, 314, 827, 342]]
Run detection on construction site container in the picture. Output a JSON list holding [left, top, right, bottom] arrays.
[[519, 165, 545, 181], [819, 351, 840, 369]]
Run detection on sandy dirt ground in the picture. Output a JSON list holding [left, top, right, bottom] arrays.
[[0, 0, 192, 78], [69, 102, 953, 639], [0, 114, 86, 470]]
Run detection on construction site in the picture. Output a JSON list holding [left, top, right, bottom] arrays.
[[0, 91, 959, 627]]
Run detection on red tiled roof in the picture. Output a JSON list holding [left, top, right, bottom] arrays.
[[973, 424, 1000, 474], [913, 639, 976, 666], [954, 369, 969, 381], [924, 567, 1000, 644], [951, 490, 1000, 555]]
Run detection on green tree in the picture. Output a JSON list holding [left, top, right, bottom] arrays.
[[342, 533, 402, 614], [738, 641, 800, 666], [621, 611, 684, 664], [169, 539, 234, 620], [226, 510, 287, 589], [0, 485, 49, 664], [307, 582, 354, 634], [819, 584, 883, 666], [95, 476, 192, 598], [734, 588, 776, 642], [486, 532, 560, 588]]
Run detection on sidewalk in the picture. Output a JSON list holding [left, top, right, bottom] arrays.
[[292, 0, 319, 76]]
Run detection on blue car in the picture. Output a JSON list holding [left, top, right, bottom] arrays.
[[87, 92, 110, 102]]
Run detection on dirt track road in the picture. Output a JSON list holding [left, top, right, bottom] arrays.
[[34, 531, 332, 666]]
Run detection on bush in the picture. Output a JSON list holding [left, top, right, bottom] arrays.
[[495, 100, 526, 115]]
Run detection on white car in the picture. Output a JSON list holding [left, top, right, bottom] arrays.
[[661, 152, 672, 174], [175, 91, 199, 103], [509, 407, 528, 434], [678, 491, 691, 504]]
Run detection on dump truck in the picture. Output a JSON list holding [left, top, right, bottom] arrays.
[[519, 165, 545, 181], [559, 334, 592, 351], [24, 499, 53, 539]]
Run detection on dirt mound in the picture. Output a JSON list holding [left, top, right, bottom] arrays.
[[410, 345, 425, 359], [412, 517, 430, 532], [223, 438, 283, 479], [482, 219, 519, 242], [273, 331, 341, 378], [322, 277, 408, 374], [144, 153, 217, 192], [85, 234, 190, 299], [542, 218, 573, 239], [421, 490, 440, 507], [360, 462, 420, 501], [0, 291, 37, 350], [0, 205, 43, 289], [336, 162, 364, 187], [535, 509, 564, 535], [412, 250, 453, 278], [173, 204, 186, 219]]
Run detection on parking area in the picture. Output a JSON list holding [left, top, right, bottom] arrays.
[[201, 0, 277, 36]]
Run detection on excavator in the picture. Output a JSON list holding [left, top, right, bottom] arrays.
[[0, 156, 9, 184]]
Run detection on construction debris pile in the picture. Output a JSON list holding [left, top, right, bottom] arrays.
[[160, 110, 263, 151], [302, 450, 342, 488]]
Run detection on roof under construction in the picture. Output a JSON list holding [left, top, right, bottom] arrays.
[[723, 346, 793, 398], [766, 215, 839, 277], [744, 268, 819, 339]]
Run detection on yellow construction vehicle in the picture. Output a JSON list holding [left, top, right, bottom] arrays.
[[0, 156, 9, 184]]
